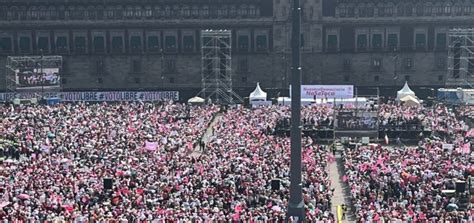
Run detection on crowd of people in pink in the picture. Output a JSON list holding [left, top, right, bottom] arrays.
[[0, 101, 472, 221], [344, 104, 473, 222]]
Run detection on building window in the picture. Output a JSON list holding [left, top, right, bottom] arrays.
[[145, 6, 152, 18], [130, 36, 142, 52], [169, 77, 175, 83], [327, 35, 338, 51], [438, 75, 443, 81], [0, 37, 12, 52], [111, 36, 123, 53], [344, 75, 349, 82], [97, 77, 103, 84], [19, 36, 31, 53], [416, 4, 424, 16], [164, 36, 176, 52], [147, 36, 160, 52], [372, 58, 382, 70], [374, 75, 379, 82], [56, 36, 67, 52], [134, 6, 142, 18], [125, 6, 133, 18], [183, 35, 194, 53], [256, 35, 268, 52], [387, 34, 398, 51], [404, 58, 413, 70], [424, 4, 432, 16], [377, 6, 385, 17], [93, 36, 105, 53], [356, 34, 367, 51], [372, 34, 382, 50], [405, 5, 413, 16], [238, 35, 249, 52], [37, 37, 49, 52], [436, 33, 446, 50], [404, 75, 410, 81], [343, 59, 351, 71], [415, 33, 426, 50]]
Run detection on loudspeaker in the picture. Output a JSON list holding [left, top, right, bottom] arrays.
[[456, 181, 466, 193], [271, 179, 280, 191], [104, 178, 113, 190]]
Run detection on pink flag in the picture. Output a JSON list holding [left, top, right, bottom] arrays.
[[462, 142, 471, 154], [145, 141, 158, 151]]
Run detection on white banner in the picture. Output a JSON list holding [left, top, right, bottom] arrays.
[[0, 91, 179, 102], [291, 85, 354, 99]]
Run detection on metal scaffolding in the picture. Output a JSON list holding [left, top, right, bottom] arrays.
[[447, 28, 474, 88], [199, 29, 242, 104], [5, 55, 63, 97]]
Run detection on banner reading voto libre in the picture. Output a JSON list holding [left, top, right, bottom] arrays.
[[0, 91, 179, 102], [290, 85, 354, 99]]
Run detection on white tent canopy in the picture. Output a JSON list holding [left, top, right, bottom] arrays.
[[187, 96, 205, 103], [400, 95, 420, 106], [397, 81, 416, 100], [249, 82, 267, 101]]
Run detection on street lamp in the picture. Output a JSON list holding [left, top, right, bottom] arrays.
[[40, 49, 44, 101], [287, 0, 304, 221]]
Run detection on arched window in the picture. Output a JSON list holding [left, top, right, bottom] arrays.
[[38, 6, 48, 20], [347, 4, 355, 17], [229, 5, 237, 17], [386, 3, 394, 16], [96, 6, 104, 20], [239, 4, 248, 17], [144, 6, 152, 18], [58, 6, 65, 19], [29, 6, 38, 20], [434, 3, 443, 16], [463, 3, 472, 15], [337, 5, 346, 17], [153, 6, 161, 18], [444, 3, 451, 15], [377, 3, 385, 17], [172, 5, 180, 17], [358, 3, 366, 17], [249, 5, 256, 16], [416, 4, 424, 16], [181, 5, 190, 17], [106, 7, 114, 19], [75, 6, 85, 20], [86, 6, 96, 20], [217, 5, 227, 17], [134, 6, 142, 18], [125, 6, 133, 18], [405, 4, 413, 16], [8, 6, 19, 20], [424, 3, 432, 16], [454, 4, 463, 16], [397, 4, 404, 16], [164, 6, 171, 17], [191, 5, 199, 17], [49, 6, 57, 19], [367, 4, 375, 17], [19, 6, 27, 20], [201, 5, 210, 17], [115, 6, 123, 19]]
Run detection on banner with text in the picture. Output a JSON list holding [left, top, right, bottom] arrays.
[[0, 91, 179, 102], [291, 85, 354, 99]]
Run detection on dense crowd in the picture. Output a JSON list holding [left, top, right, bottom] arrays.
[[0, 100, 471, 221], [206, 107, 334, 221], [344, 105, 473, 222], [0, 102, 219, 221]]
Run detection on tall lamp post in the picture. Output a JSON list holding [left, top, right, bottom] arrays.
[[40, 49, 44, 100], [287, 0, 304, 221]]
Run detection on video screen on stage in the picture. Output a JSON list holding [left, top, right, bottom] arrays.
[[335, 111, 378, 130], [16, 68, 60, 89]]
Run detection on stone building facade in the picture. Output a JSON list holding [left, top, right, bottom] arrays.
[[0, 0, 473, 95]]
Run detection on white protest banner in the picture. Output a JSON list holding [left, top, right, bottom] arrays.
[[0, 91, 179, 102], [290, 85, 354, 99]]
